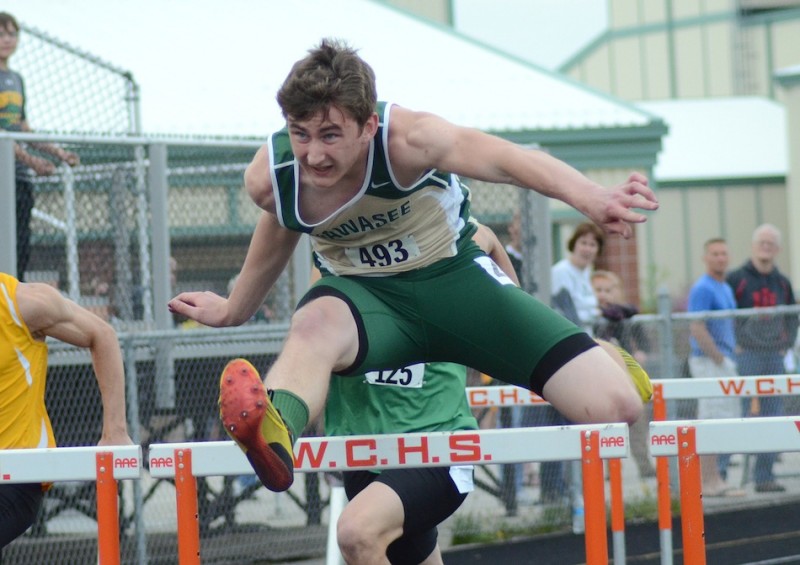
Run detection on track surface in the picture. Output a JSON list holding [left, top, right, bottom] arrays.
[[444, 501, 800, 565]]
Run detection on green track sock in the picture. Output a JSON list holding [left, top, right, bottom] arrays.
[[271, 389, 309, 444]]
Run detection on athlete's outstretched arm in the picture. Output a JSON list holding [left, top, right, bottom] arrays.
[[393, 107, 658, 238], [169, 212, 301, 326]]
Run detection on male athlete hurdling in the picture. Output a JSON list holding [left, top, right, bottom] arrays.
[[169, 38, 657, 494]]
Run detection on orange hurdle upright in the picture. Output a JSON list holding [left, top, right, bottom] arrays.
[[652, 383, 674, 565], [650, 415, 800, 564], [581, 430, 608, 565], [175, 449, 201, 565], [676, 426, 706, 565], [608, 458, 625, 564], [96, 452, 121, 565]]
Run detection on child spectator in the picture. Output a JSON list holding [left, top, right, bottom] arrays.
[[591, 270, 648, 365]]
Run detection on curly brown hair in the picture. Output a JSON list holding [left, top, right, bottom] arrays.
[[277, 38, 377, 127]]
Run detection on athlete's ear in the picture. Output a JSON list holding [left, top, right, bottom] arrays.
[[360, 112, 379, 140]]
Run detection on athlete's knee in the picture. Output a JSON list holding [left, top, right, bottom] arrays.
[[595, 340, 647, 424], [337, 513, 385, 563], [610, 388, 644, 425], [543, 350, 644, 425], [580, 368, 643, 425]]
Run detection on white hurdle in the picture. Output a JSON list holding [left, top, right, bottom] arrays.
[[149, 423, 629, 565], [651, 374, 800, 565], [650, 416, 800, 565], [0, 445, 142, 564]]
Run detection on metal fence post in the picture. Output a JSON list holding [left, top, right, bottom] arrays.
[[148, 143, 171, 328], [657, 286, 681, 493], [519, 190, 551, 301], [61, 165, 80, 301], [110, 166, 135, 321], [147, 143, 176, 410], [123, 334, 148, 565], [124, 72, 142, 135], [0, 138, 18, 277], [657, 286, 676, 381], [139, 144, 157, 326]]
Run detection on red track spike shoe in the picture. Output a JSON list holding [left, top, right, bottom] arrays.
[[218, 358, 294, 492]]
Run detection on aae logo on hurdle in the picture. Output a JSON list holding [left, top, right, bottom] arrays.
[[150, 456, 174, 469], [148, 424, 628, 478], [649, 417, 800, 457]]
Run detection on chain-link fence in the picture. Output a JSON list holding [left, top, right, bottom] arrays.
[[3, 133, 800, 563], [14, 22, 139, 134]]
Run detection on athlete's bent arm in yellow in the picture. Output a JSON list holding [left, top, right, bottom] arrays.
[[17, 281, 133, 446]]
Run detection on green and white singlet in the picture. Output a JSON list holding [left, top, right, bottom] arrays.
[[268, 100, 591, 393], [267, 101, 474, 276]]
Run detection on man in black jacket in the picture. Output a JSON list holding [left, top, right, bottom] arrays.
[[727, 223, 798, 493]]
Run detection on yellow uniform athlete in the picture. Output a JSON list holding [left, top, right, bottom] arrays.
[[0, 273, 132, 551]]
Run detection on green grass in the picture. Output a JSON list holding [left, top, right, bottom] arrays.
[[450, 506, 571, 546]]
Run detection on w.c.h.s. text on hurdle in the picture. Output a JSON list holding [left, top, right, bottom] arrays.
[[717, 377, 800, 396], [467, 387, 546, 407], [295, 434, 488, 469]]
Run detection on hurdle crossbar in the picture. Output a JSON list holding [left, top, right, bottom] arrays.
[[650, 416, 800, 457], [650, 416, 800, 564], [0, 444, 142, 482], [150, 424, 628, 565], [0, 445, 142, 565], [654, 374, 800, 400], [149, 425, 628, 477]]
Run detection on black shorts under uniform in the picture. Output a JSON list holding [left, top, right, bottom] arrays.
[[343, 466, 470, 565], [0, 483, 44, 550]]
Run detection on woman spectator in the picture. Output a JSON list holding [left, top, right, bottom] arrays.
[[551, 222, 605, 331]]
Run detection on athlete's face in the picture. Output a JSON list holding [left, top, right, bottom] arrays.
[[288, 105, 377, 189]]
